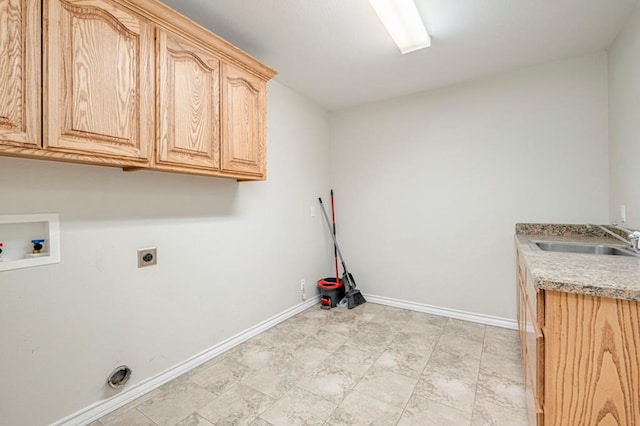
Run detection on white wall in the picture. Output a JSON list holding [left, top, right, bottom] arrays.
[[609, 4, 640, 229], [0, 81, 332, 425], [329, 53, 610, 320]]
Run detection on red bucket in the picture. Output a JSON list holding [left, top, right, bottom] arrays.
[[317, 277, 345, 308]]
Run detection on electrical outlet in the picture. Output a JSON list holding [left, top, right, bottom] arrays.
[[300, 279, 306, 291], [137, 247, 157, 268]]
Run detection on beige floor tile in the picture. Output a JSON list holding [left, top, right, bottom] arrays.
[[442, 319, 486, 343], [189, 356, 248, 396], [97, 388, 165, 424], [436, 333, 484, 359], [480, 351, 524, 384], [326, 306, 377, 325], [386, 329, 439, 356], [248, 417, 274, 426], [353, 366, 418, 408], [175, 413, 215, 426], [319, 318, 363, 337], [227, 339, 296, 371], [99, 408, 155, 426], [357, 319, 403, 338], [409, 311, 450, 327], [399, 398, 472, 426], [483, 326, 521, 361], [259, 386, 337, 426], [400, 318, 445, 335], [471, 395, 528, 426], [279, 312, 327, 334], [373, 347, 429, 378], [426, 347, 481, 380], [476, 372, 527, 412], [327, 344, 379, 376], [137, 380, 216, 426], [351, 302, 386, 314], [410, 370, 477, 413], [307, 329, 350, 352], [368, 307, 413, 326], [289, 344, 333, 371], [241, 363, 305, 399], [327, 390, 403, 425], [253, 327, 316, 352], [298, 363, 362, 404], [345, 329, 394, 355], [197, 383, 275, 425]]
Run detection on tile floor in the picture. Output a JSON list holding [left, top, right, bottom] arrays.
[[93, 303, 528, 426]]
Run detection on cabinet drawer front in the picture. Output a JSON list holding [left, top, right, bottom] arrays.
[[0, 0, 40, 147], [45, 0, 153, 161]]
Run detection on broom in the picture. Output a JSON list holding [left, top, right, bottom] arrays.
[[318, 197, 366, 309]]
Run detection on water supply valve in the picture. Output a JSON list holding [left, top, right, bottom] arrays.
[[0, 242, 3, 262]]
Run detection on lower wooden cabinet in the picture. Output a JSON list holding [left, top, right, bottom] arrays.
[[517, 249, 640, 425]]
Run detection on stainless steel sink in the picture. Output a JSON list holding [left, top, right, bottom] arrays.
[[531, 241, 640, 257]]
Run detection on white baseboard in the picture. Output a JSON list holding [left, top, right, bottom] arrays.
[[364, 294, 518, 330], [53, 295, 320, 426]]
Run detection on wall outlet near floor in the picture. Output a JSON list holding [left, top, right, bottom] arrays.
[[137, 247, 157, 268], [300, 279, 306, 291], [620, 204, 627, 223]]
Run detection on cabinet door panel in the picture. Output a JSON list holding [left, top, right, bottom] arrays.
[[544, 291, 640, 425], [221, 63, 266, 177], [0, 0, 40, 147], [157, 30, 219, 169], [45, 0, 153, 161]]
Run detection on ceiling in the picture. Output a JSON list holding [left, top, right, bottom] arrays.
[[159, 0, 639, 111]]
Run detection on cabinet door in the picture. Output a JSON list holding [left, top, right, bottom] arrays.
[[221, 63, 266, 177], [157, 30, 220, 169], [0, 0, 40, 147], [45, 0, 153, 161], [544, 291, 640, 425]]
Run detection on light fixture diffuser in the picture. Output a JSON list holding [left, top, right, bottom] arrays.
[[368, 0, 431, 54]]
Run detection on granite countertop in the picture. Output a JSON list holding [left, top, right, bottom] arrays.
[[515, 224, 640, 302]]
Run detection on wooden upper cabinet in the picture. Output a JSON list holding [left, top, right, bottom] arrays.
[[156, 29, 220, 170], [44, 0, 153, 162], [0, 0, 40, 147], [221, 63, 266, 178]]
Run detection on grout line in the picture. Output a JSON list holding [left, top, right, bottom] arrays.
[[468, 326, 488, 424], [135, 408, 158, 426]]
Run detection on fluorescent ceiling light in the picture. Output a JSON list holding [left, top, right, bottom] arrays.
[[369, 0, 431, 54]]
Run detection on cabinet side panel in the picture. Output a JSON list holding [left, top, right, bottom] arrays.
[[544, 291, 640, 425]]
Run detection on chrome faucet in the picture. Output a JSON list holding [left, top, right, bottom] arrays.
[[589, 224, 640, 253], [613, 223, 640, 252]]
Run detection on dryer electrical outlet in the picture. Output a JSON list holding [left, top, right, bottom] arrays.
[[137, 248, 157, 268]]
